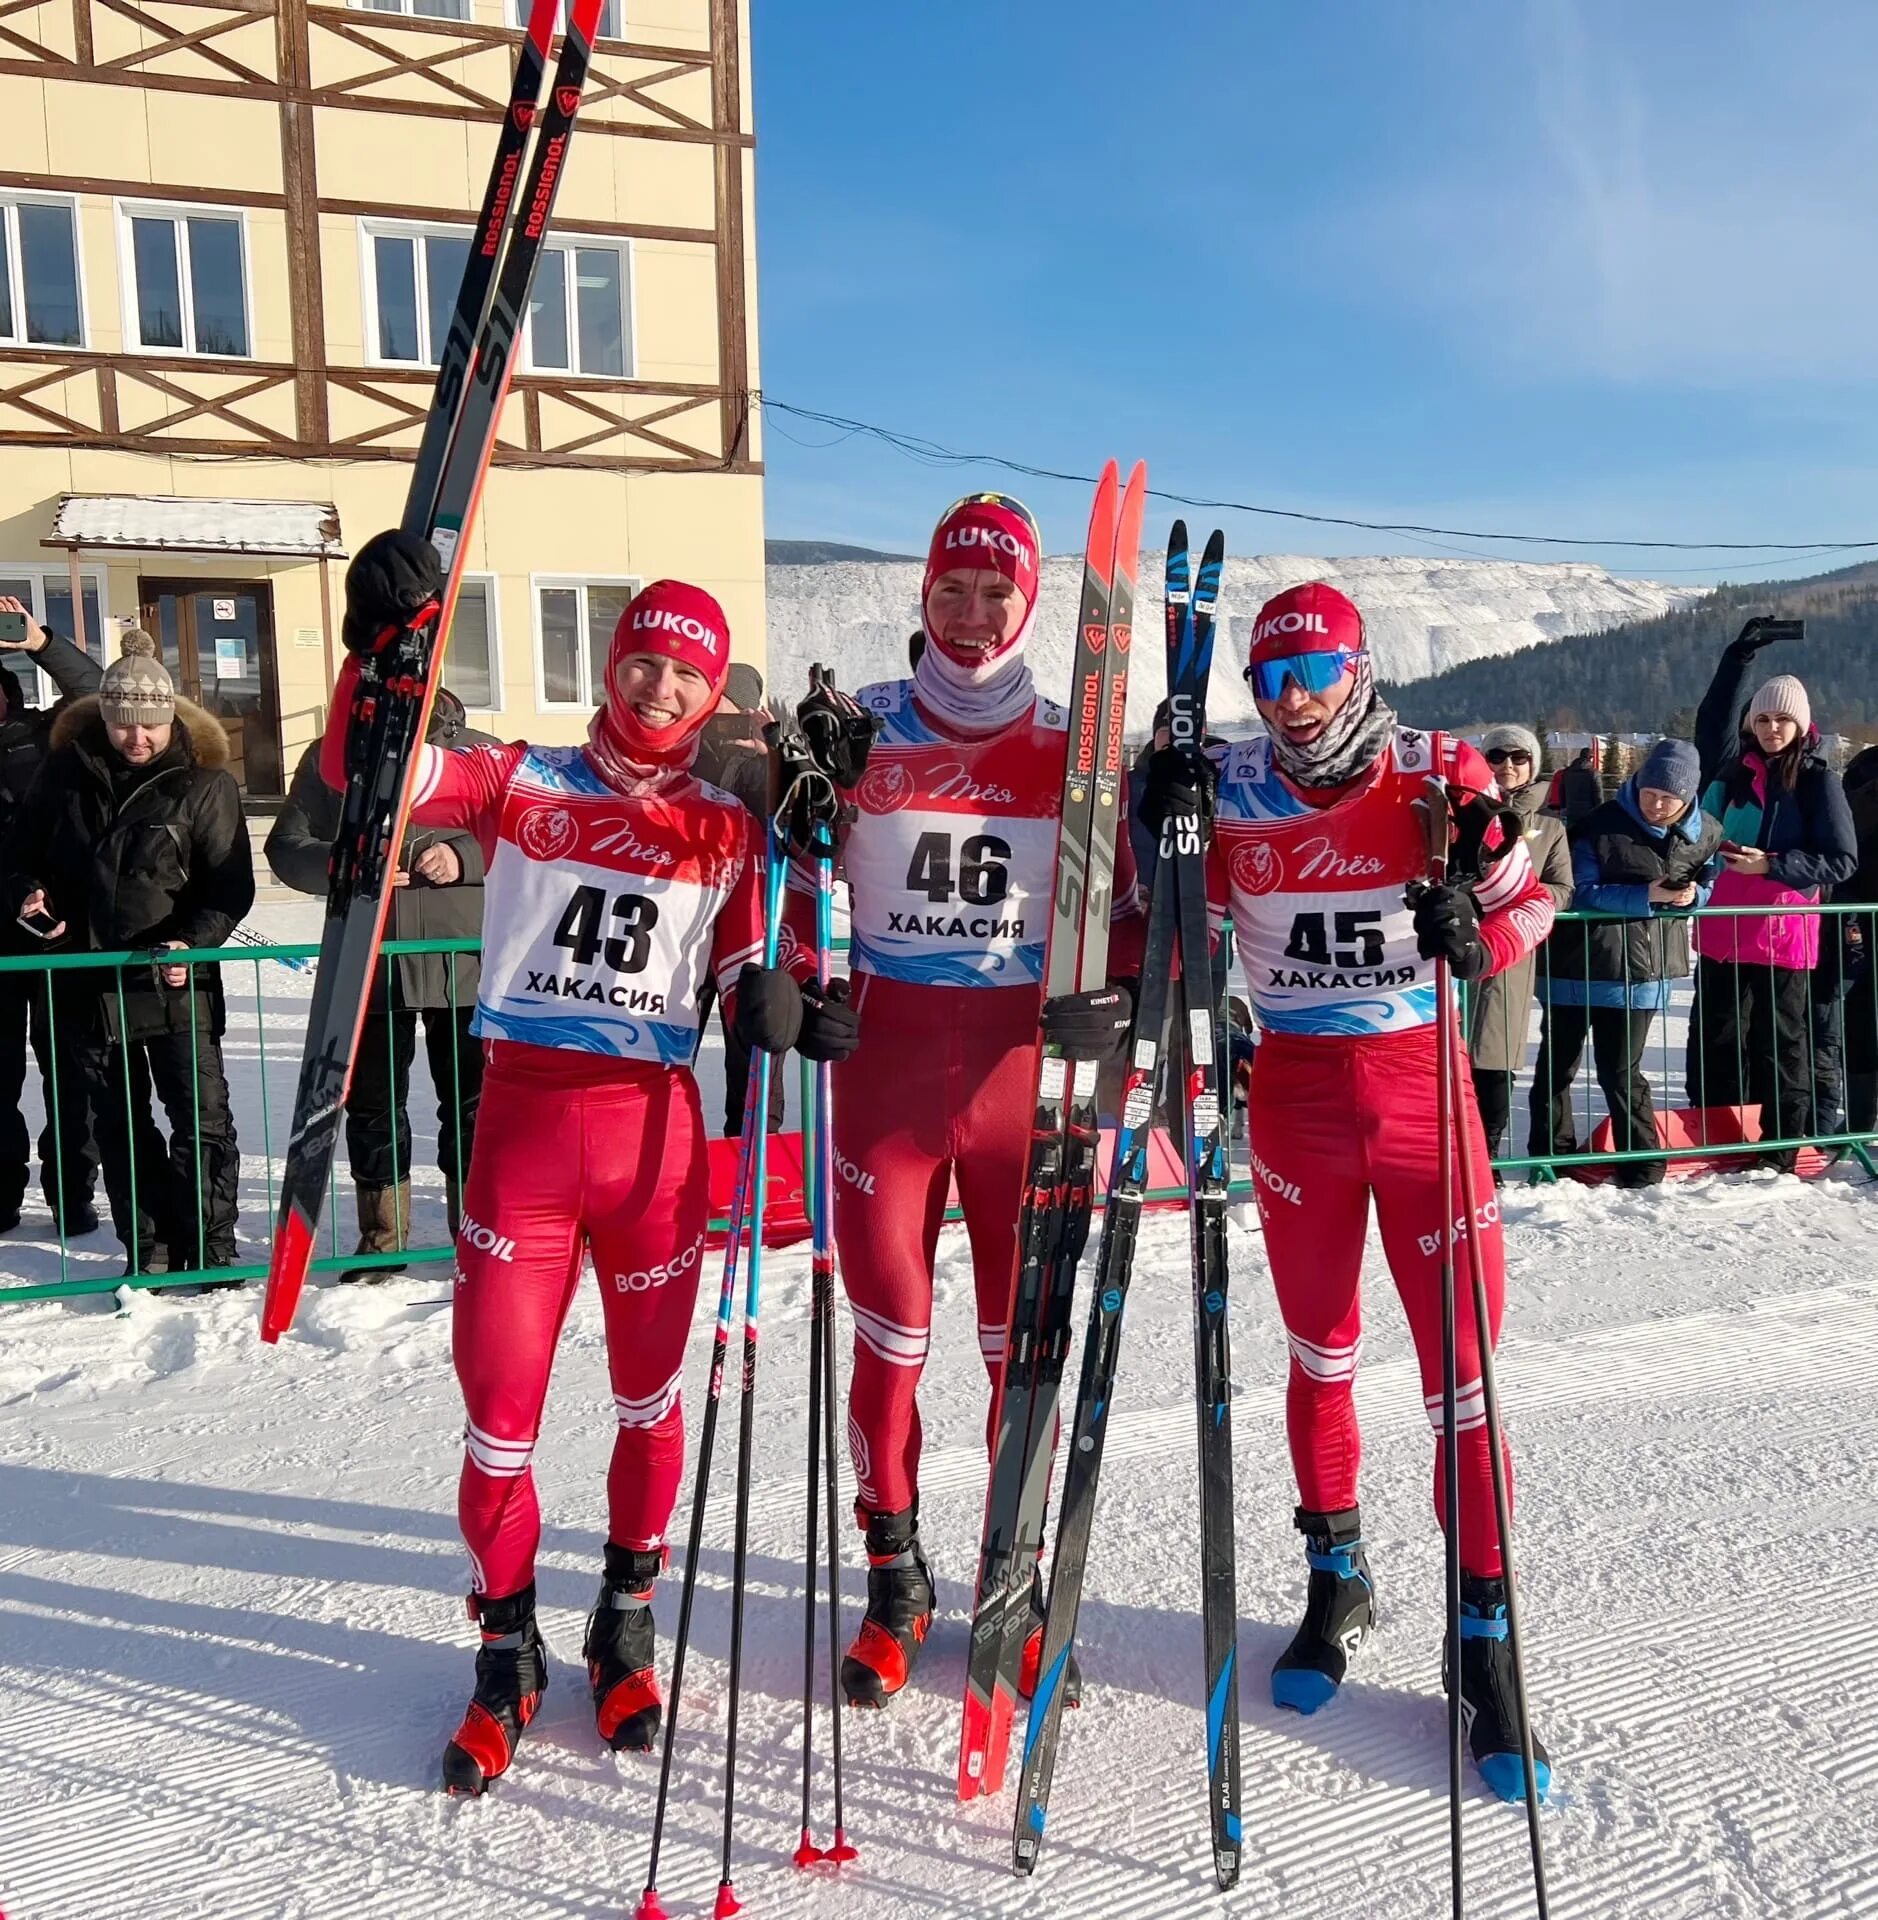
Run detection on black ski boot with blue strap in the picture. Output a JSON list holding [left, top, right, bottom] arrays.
[[1271, 1506, 1374, 1715]]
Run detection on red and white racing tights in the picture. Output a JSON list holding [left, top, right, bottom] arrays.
[[833, 975, 1042, 1519], [452, 1044, 709, 1598], [1249, 1024, 1512, 1577]]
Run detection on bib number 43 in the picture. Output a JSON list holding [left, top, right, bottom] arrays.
[[554, 884, 660, 974]]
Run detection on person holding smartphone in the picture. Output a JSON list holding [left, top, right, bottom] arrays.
[[0, 596, 101, 1237], [1687, 624, 1856, 1168]]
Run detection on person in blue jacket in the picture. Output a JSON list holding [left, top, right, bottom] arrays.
[[1531, 739, 1724, 1187]]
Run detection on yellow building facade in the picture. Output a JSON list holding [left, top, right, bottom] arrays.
[[0, 0, 763, 795]]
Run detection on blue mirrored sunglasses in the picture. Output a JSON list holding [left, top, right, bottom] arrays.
[[1244, 650, 1360, 702]]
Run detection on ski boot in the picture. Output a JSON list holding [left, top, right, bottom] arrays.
[[1018, 1566, 1082, 1709], [840, 1506, 935, 1707], [1272, 1506, 1374, 1715], [441, 1583, 548, 1795], [1449, 1570, 1553, 1804], [584, 1544, 664, 1753]]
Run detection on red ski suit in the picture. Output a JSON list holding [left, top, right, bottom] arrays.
[[322, 668, 765, 1598], [1208, 728, 1553, 1575], [786, 678, 1140, 1520]]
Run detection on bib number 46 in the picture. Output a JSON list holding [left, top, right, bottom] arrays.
[[905, 830, 1011, 906], [554, 884, 660, 974]]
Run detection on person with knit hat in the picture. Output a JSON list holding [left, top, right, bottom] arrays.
[[777, 491, 1143, 1711], [1147, 579, 1558, 1801], [323, 529, 834, 1796], [1466, 725, 1573, 1166], [3, 625, 252, 1276], [1530, 737, 1724, 1186], [1687, 623, 1856, 1168]]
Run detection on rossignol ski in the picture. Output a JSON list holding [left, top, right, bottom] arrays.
[[1168, 530, 1243, 1891], [261, 0, 603, 1342], [958, 458, 1146, 1802], [1013, 521, 1224, 1870]]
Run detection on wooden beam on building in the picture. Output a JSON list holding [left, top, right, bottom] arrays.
[[710, 0, 751, 471], [276, 0, 331, 447]]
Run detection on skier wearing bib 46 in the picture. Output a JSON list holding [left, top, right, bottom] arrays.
[[783, 493, 1141, 1709], [326, 532, 813, 1797], [1149, 580, 1555, 1803]]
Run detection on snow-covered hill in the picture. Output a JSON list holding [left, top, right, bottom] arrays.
[[766, 553, 1703, 735]]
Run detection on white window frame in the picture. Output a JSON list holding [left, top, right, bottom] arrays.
[[522, 234, 635, 381], [443, 572, 504, 715], [530, 573, 641, 712], [349, 0, 472, 17], [359, 217, 474, 370], [115, 198, 253, 360], [507, 0, 623, 41], [0, 564, 111, 708], [0, 191, 88, 350]]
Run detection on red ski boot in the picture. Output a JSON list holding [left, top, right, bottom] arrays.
[[584, 1544, 665, 1752], [441, 1583, 548, 1795], [1017, 1567, 1082, 1707], [840, 1507, 934, 1707]]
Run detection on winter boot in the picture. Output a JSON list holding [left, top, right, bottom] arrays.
[[841, 1506, 935, 1707], [1272, 1506, 1375, 1715], [1017, 1566, 1082, 1709], [584, 1544, 664, 1752], [1448, 1571, 1553, 1804], [441, 1583, 548, 1795], [345, 1181, 410, 1283]]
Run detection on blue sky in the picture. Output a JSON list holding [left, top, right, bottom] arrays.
[[750, 0, 1878, 582]]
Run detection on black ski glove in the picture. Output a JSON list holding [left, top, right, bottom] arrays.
[[1447, 787, 1522, 884], [1137, 743, 1218, 839], [1727, 615, 1803, 663], [798, 976, 860, 1063], [732, 964, 802, 1056], [797, 672, 877, 790], [1039, 982, 1134, 1063], [1409, 883, 1489, 981], [343, 529, 443, 657]]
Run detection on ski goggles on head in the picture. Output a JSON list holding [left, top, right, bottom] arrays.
[[1244, 650, 1361, 702]]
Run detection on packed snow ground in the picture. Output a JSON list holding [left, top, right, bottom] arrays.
[[3, 906, 1878, 1918]]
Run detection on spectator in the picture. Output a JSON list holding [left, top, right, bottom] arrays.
[[692, 661, 783, 1137], [1466, 726, 1572, 1168], [1532, 739, 1723, 1187], [1547, 745, 1602, 825], [267, 689, 491, 1275], [1834, 746, 1878, 1144], [0, 596, 100, 1235], [4, 630, 253, 1275], [1688, 635, 1856, 1168]]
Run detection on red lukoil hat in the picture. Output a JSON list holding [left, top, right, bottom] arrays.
[[1246, 580, 1365, 666], [602, 578, 732, 760]]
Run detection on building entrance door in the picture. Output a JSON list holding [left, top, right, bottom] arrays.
[[137, 580, 284, 798]]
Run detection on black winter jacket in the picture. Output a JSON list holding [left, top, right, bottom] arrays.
[[0, 631, 102, 846], [2, 696, 255, 1033]]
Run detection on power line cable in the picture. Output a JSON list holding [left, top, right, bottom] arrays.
[[753, 394, 1878, 558]]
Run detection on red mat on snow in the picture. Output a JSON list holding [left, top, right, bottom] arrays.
[[1575, 1104, 1834, 1182], [705, 1125, 1192, 1249]]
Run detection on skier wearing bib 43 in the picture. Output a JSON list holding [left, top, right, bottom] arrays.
[[1148, 580, 1556, 1803], [326, 532, 816, 1797], [783, 493, 1141, 1709]]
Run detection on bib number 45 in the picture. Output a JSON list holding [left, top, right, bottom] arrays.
[[554, 884, 660, 974], [1284, 908, 1384, 969]]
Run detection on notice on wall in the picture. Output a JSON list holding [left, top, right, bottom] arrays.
[[214, 635, 246, 679], [293, 627, 321, 650], [212, 598, 237, 621]]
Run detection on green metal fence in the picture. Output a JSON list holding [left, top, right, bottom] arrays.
[[0, 899, 1869, 1307]]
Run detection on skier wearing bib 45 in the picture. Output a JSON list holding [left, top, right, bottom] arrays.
[[326, 532, 819, 1797], [1148, 581, 1556, 1803], [782, 493, 1141, 1709]]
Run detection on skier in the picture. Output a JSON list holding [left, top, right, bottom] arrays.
[[1146, 580, 1556, 1801], [327, 532, 840, 1796], [782, 492, 1140, 1709]]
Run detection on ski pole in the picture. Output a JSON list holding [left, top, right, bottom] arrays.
[[635, 988, 769, 1920], [1418, 768, 1467, 1920], [714, 831, 791, 1920], [793, 1113, 826, 1869], [811, 824, 856, 1865], [1446, 1003, 1553, 1916]]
